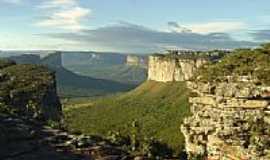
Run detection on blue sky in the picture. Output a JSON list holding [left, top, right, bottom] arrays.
[[0, 0, 270, 53]]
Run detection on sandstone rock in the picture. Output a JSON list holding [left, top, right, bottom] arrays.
[[182, 81, 270, 159], [148, 55, 208, 82]]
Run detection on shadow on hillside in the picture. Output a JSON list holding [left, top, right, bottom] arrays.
[[47, 66, 138, 98], [0, 115, 90, 160]]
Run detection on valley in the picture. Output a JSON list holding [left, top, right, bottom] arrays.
[[2, 1, 270, 159], [2, 45, 270, 159], [64, 81, 190, 155]]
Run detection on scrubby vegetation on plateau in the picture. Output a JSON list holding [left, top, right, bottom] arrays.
[[196, 43, 270, 84], [64, 81, 190, 157], [153, 49, 229, 60]]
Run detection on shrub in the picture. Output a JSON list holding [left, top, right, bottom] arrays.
[[196, 44, 270, 85]]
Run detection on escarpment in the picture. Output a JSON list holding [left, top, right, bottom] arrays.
[[0, 59, 62, 120], [181, 47, 270, 159], [148, 55, 209, 82]]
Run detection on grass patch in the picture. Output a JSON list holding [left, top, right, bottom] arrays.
[[64, 81, 190, 155]]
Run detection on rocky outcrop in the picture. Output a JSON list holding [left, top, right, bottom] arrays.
[[0, 60, 62, 120], [0, 114, 128, 160], [148, 55, 208, 82], [181, 78, 270, 159]]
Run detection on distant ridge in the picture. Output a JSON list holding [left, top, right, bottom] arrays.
[[8, 52, 136, 97]]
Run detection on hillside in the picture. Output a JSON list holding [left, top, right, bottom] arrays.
[[54, 66, 136, 97], [64, 81, 190, 155]]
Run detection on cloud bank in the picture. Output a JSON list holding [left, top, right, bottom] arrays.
[[44, 22, 258, 53]]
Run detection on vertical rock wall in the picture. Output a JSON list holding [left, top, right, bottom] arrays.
[[147, 55, 208, 82]]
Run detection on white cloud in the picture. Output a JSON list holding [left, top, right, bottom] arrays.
[[36, 0, 91, 32], [167, 21, 247, 34], [186, 21, 247, 34]]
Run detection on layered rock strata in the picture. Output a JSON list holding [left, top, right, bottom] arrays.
[[181, 78, 270, 159], [148, 55, 208, 82]]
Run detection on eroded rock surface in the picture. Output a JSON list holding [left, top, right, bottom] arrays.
[[181, 78, 270, 159], [148, 55, 208, 82]]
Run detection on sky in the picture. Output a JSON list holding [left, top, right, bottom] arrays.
[[0, 0, 270, 53]]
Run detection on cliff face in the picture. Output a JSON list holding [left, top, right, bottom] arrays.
[[180, 48, 270, 159], [0, 60, 62, 120], [148, 55, 208, 82], [181, 78, 270, 159]]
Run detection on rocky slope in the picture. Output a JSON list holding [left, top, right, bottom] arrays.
[[181, 47, 270, 160], [0, 114, 129, 160]]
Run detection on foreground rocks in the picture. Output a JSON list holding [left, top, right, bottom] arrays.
[[181, 78, 270, 160], [0, 114, 131, 160]]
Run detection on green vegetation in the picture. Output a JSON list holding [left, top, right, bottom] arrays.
[[0, 59, 15, 69], [64, 81, 190, 155], [196, 44, 270, 84], [153, 49, 228, 60], [1, 64, 54, 91], [0, 64, 54, 107], [0, 61, 61, 120]]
